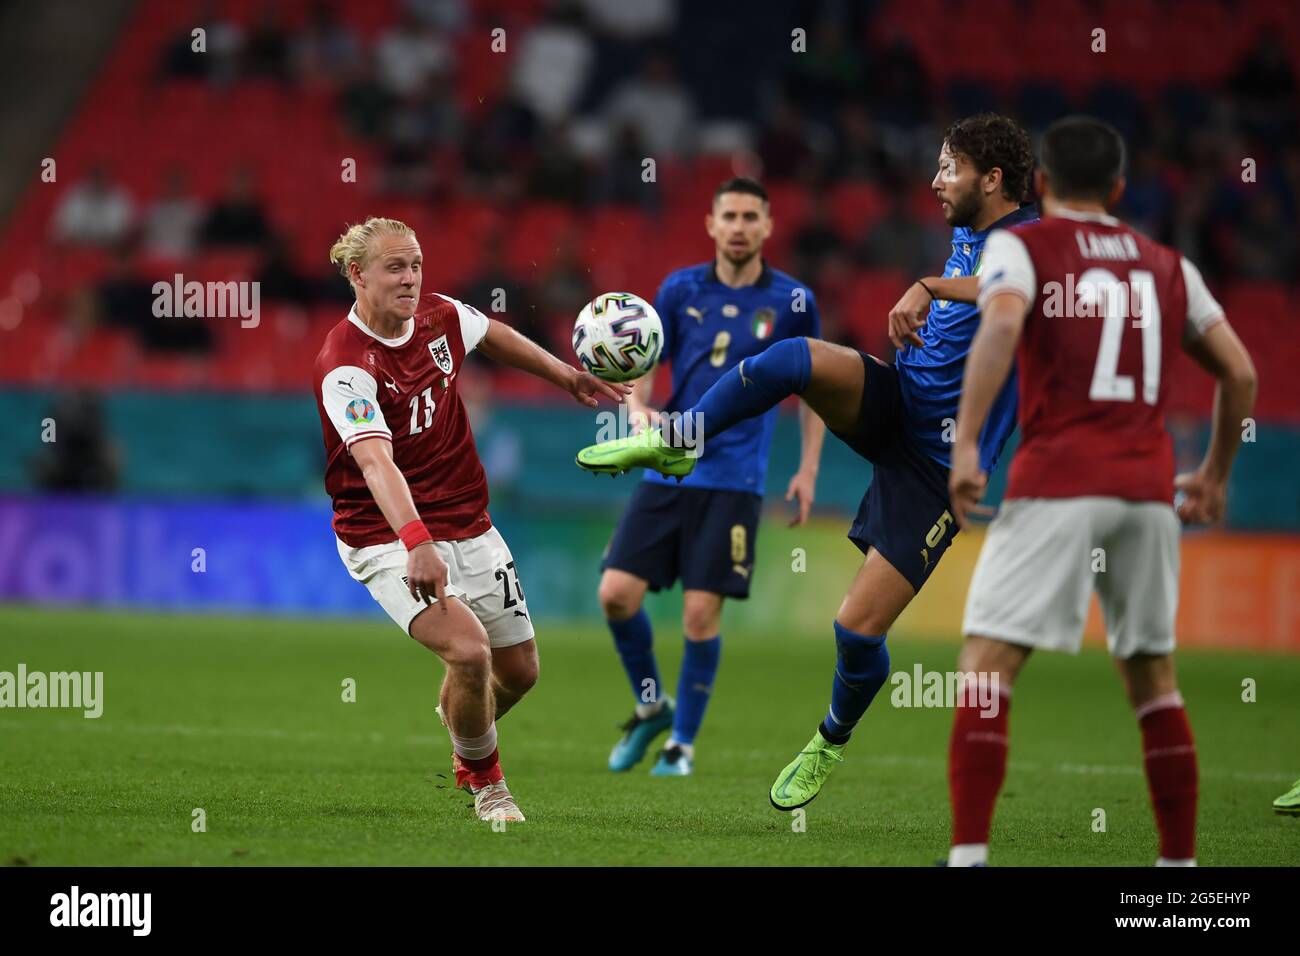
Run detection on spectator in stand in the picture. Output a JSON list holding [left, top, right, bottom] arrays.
[[579, 0, 674, 41], [864, 33, 929, 129], [756, 97, 825, 181], [858, 191, 944, 279], [528, 120, 589, 205], [292, 1, 361, 88], [784, 16, 867, 123], [244, 5, 290, 82], [93, 244, 155, 335], [404, 0, 468, 32], [602, 51, 695, 160], [1233, 192, 1298, 282], [161, 1, 243, 85], [458, 230, 545, 350], [141, 166, 203, 260], [830, 103, 892, 183], [255, 234, 314, 305], [30, 391, 119, 493], [1118, 144, 1174, 243], [200, 167, 271, 247], [89, 245, 213, 354], [338, 51, 395, 140], [380, 76, 463, 195], [791, 196, 844, 283], [512, 1, 594, 122], [373, 7, 454, 97], [1229, 31, 1298, 145], [51, 164, 135, 247], [536, 228, 592, 345], [595, 123, 662, 210]]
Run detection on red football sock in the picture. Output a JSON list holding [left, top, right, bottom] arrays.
[[948, 693, 1010, 847], [1137, 694, 1198, 860], [461, 748, 503, 789]]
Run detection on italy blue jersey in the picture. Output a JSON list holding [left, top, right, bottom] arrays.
[[647, 261, 820, 494], [896, 204, 1038, 473]]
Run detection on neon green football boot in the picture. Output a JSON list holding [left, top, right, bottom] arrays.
[[574, 427, 696, 479], [1274, 777, 1300, 816], [769, 729, 846, 811]]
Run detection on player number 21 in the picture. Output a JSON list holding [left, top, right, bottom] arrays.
[[1087, 267, 1160, 405], [408, 387, 436, 434]]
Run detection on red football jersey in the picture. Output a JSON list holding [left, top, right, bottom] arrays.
[[978, 209, 1225, 502], [314, 292, 493, 546]]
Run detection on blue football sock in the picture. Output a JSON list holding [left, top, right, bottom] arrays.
[[671, 635, 721, 746], [821, 622, 889, 744], [608, 608, 662, 707], [678, 337, 811, 443]]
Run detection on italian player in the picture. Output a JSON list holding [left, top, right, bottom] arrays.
[[946, 117, 1257, 866], [314, 217, 628, 821], [577, 115, 1036, 807], [592, 178, 825, 776]]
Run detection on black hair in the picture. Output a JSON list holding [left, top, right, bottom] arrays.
[[713, 177, 768, 205], [1039, 115, 1126, 202], [943, 113, 1035, 203]]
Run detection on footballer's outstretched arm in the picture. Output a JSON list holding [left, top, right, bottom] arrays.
[[888, 276, 981, 349], [476, 318, 632, 407], [351, 436, 450, 608], [949, 290, 1030, 527], [785, 400, 825, 526], [1177, 319, 1257, 523]]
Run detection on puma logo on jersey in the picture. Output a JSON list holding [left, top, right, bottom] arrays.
[[338, 377, 355, 390], [920, 547, 931, 572], [738, 359, 752, 387], [732, 564, 751, 579], [686, 306, 707, 323], [513, 609, 529, 619], [385, 379, 398, 393]]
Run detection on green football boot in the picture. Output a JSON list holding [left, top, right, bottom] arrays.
[[575, 427, 696, 479], [769, 729, 846, 811], [1273, 777, 1300, 816]]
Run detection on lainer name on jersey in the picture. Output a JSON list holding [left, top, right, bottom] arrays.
[[1074, 229, 1140, 261]]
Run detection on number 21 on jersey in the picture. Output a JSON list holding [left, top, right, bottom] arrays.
[[1086, 268, 1161, 405]]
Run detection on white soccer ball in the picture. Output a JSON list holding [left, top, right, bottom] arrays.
[[572, 292, 663, 383]]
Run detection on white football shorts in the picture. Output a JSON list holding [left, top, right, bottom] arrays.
[[336, 526, 535, 648], [962, 497, 1180, 659]]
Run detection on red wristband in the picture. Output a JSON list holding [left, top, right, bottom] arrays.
[[399, 519, 432, 550]]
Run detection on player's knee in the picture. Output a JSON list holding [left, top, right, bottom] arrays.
[[838, 605, 897, 637], [1118, 654, 1178, 710], [682, 598, 721, 640], [598, 578, 641, 621], [498, 651, 539, 696], [442, 637, 492, 682], [958, 635, 1027, 687]]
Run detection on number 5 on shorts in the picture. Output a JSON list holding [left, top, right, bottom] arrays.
[[926, 510, 953, 548]]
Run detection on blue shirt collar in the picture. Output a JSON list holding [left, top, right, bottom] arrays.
[[954, 203, 1039, 242], [709, 258, 773, 288]]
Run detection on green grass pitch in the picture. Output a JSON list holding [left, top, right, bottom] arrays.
[[1, 606, 1296, 866]]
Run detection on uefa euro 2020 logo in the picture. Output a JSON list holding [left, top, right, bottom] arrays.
[[345, 398, 375, 425]]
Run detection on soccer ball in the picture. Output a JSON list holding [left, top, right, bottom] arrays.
[[572, 292, 663, 383]]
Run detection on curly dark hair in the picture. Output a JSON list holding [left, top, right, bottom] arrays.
[[943, 113, 1035, 203]]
